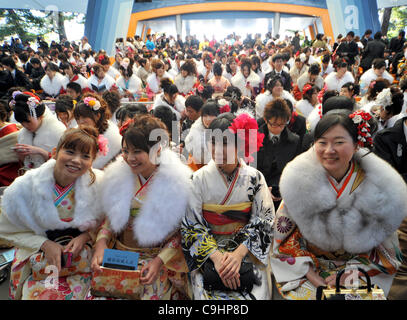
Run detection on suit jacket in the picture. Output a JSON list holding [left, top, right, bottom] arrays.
[[11, 69, 32, 90], [373, 117, 407, 183], [264, 70, 293, 92], [336, 41, 359, 65], [257, 119, 301, 188], [360, 39, 385, 71], [30, 67, 45, 91], [389, 37, 406, 54]]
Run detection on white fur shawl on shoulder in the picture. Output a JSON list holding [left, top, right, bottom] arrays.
[[1, 159, 104, 236], [101, 148, 193, 247], [279, 148, 407, 254]]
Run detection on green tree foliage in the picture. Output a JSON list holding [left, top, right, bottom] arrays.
[[0, 9, 49, 42], [0, 9, 84, 43], [383, 6, 407, 38]]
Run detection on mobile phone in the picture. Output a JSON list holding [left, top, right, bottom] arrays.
[[61, 252, 73, 268]]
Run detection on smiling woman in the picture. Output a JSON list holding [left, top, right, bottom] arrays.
[[0, 127, 104, 300], [270, 109, 407, 300]]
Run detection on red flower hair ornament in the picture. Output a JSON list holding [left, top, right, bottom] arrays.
[[119, 119, 134, 137], [349, 110, 373, 148], [228, 113, 265, 163]]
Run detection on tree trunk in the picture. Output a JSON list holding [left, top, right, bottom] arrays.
[[57, 12, 67, 42], [381, 7, 392, 36]]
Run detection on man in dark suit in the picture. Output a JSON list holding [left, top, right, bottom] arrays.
[[389, 30, 406, 56], [361, 29, 373, 48], [336, 31, 359, 66], [264, 53, 293, 92], [291, 31, 301, 55], [29, 58, 45, 91], [0, 56, 32, 91], [360, 31, 386, 72], [257, 98, 302, 211], [18, 52, 33, 76]]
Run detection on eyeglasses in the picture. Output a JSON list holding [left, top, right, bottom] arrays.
[[267, 120, 288, 128]]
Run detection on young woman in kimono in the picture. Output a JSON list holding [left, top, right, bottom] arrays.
[[73, 93, 122, 170], [270, 109, 407, 300], [181, 112, 275, 300], [90, 115, 193, 300], [0, 127, 104, 299]]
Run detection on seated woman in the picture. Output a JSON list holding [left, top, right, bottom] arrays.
[[231, 58, 261, 100], [146, 59, 173, 98], [209, 63, 231, 98], [152, 78, 186, 121], [60, 62, 90, 93], [181, 112, 275, 300], [256, 75, 296, 119], [270, 109, 407, 300], [90, 115, 192, 300], [116, 59, 143, 100], [295, 85, 319, 118], [12, 92, 66, 171], [0, 127, 104, 299], [0, 100, 20, 186], [88, 63, 116, 94], [40, 62, 69, 100], [55, 94, 78, 129], [174, 59, 197, 96], [73, 93, 122, 170]]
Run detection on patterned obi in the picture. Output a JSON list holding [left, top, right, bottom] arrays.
[[202, 202, 252, 236]]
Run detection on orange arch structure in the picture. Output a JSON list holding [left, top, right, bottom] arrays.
[[127, 2, 334, 43]]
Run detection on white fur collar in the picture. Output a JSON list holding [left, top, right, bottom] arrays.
[[279, 148, 407, 253], [1, 159, 104, 236], [101, 148, 193, 247], [40, 72, 68, 96], [92, 121, 122, 169]]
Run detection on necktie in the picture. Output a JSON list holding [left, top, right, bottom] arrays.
[[271, 136, 279, 144]]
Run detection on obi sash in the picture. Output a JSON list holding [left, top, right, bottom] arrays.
[[203, 202, 252, 235]]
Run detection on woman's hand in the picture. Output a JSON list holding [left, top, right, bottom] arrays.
[[64, 232, 91, 258], [41, 240, 64, 273], [91, 239, 108, 272], [269, 187, 282, 202], [306, 265, 327, 288], [14, 144, 49, 160], [140, 256, 164, 285], [325, 270, 363, 288]]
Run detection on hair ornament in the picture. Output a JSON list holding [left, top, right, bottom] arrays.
[[349, 110, 373, 147], [228, 113, 264, 163], [83, 97, 101, 111], [375, 88, 392, 108], [97, 134, 109, 156]]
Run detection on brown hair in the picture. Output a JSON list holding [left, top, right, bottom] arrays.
[[264, 98, 291, 122], [55, 126, 99, 184], [122, 114, 168, 153], [151, 59, 164, 73], [73, 92, 111, 134]]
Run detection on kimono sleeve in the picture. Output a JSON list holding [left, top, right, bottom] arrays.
[[181, 174, 218, 272], [235, 170, 275, 266]]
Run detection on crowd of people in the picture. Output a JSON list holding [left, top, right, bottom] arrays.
[[0, 26, 406, 300]]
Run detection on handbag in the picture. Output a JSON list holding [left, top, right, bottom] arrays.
[[202, 239, 259, 294], [316, 267, 386, 300], [202, 259, 259, 293]]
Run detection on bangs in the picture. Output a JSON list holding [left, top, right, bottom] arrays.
[[123, 127, 150, 153], [58, 131, 97, 158]]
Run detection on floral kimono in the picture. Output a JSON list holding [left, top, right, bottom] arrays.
[[181, 159, 275, 300], [0, 159, 103, 300], [270, 149, 407, 300], [88, 149, 193, 300]]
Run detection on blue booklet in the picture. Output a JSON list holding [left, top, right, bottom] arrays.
[[102, 249, 140, 271]]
